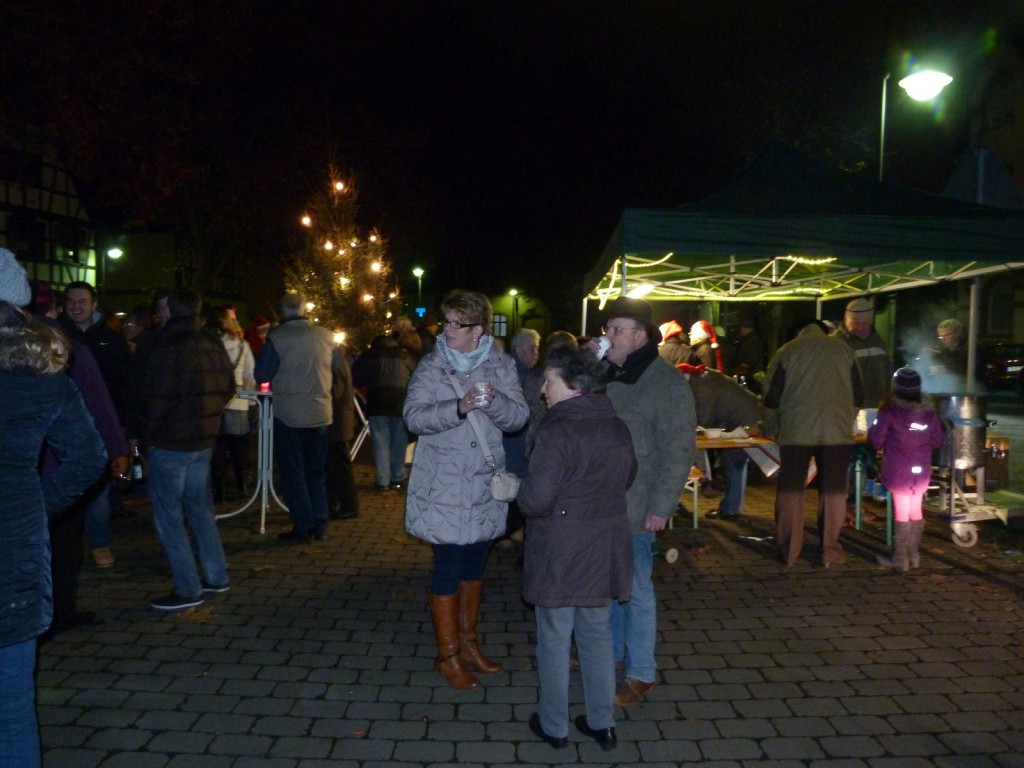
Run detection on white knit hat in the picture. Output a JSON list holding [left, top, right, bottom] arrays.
[[0, 248, 31, 307]]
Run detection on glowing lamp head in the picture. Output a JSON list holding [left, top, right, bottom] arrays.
[[898, 70, 952, 101]]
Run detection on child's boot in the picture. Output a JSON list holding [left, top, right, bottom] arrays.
[[877, 521, 910, 572]]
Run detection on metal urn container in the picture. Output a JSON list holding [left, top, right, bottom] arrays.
[[935, 394, 988, 470]]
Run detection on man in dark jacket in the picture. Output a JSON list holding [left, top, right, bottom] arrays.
[[352, 334, 417, 491], [60, 280, 133, 568], [142, 288, 235, 611], [687, 369, 763, 520]]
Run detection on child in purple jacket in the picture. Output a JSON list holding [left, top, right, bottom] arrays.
[[867, 368, 945, 571]]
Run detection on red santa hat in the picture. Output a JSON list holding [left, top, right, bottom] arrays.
[[689, 320, 718, 347], [659, 319, 684, 340]]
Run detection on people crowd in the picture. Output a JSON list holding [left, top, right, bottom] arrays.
[[2, 238, 961, 760]]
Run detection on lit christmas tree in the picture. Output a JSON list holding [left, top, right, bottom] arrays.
[[285, 165, 396, 351]]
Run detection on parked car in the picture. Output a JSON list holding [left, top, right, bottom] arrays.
[[980, 342, 1024, 388]]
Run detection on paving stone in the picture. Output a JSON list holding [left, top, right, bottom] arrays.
[[761, 736, 827, 759], [34, 461, 1024, 767], [144, 731, 213, 753], [699, 736, 763, 760]]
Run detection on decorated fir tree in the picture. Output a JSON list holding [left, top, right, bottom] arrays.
[[285, 165, 395, 351]]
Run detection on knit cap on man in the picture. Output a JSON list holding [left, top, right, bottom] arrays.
[[892, 367, 922, 400], [0, 248, 31, 307]]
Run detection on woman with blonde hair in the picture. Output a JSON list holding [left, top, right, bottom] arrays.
[[404, 289, 528, 689]]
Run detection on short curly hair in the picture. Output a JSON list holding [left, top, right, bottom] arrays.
[[543, 345, 605, 395]]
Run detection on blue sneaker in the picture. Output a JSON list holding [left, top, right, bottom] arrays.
[[151, 593, 204, 611]]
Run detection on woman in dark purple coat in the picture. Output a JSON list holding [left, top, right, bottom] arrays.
[[518, 347, 636, 751], [867, 368, 945, 571]]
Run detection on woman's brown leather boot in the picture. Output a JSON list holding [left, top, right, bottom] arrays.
[[458, 580, 503, 674], [429, 593, 479, 689]]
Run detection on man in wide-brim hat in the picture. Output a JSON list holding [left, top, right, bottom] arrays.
[[586, 296, 693, 707]]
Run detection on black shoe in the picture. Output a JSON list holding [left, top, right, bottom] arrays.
[[201, 581, 230, 594], [151, 593, 204, 611], [389, 481, 405, 491], [706, 509, 739, 520], [574, 715, 617, 751], [528, 713, 567, 749], [333, 508, 358, 520], [276, 529, 312, 544], [375, 484, 394, 492]]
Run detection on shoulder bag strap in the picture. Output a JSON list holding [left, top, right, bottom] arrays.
[[444, 369, 497, 471]]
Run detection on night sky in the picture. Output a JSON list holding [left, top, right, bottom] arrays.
[[2, 0, 1017, 316]]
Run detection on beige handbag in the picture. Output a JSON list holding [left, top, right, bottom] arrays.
[[446, 371, 520, 502]]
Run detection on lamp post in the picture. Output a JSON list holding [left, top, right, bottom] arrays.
[[98, 246, 124, 297], [413, 267, 424, 306], [509, 288, 519, 335], [878, 69, 953, 181]]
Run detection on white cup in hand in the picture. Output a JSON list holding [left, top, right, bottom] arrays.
[[595, 336, 611, 360], [472, 381, 491, 407]]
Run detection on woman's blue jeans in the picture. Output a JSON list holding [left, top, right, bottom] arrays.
[[430, 541, 491, 595], [0, 638, 40, 768]]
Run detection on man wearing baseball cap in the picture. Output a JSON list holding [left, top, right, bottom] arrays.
[[833, 297, 892, 409]]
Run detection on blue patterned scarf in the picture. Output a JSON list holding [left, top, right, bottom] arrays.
[[437, 333, 493, 373]]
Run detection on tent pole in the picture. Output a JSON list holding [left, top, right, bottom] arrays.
[[620, 255, 627, 296], [815, 296, 822, 320], [580, 297, 588, 337], [967, 278, 979, 391]]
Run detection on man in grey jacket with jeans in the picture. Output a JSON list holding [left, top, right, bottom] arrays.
[[255, 292, 342, 543]]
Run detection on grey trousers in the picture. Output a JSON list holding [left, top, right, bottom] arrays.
[[535, 603, 615, 737]]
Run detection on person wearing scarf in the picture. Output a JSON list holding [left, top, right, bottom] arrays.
[[403, 290, 528, 689]]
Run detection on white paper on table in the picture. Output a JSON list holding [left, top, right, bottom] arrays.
[[854, 409, 878, 435], [746, 443, 779, 477], [722, 426, 749, 439], [745, 441, 816, 484]]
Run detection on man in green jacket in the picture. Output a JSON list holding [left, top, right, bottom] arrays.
[[589, 297, 695, 707], [764, 321, 863, 567]]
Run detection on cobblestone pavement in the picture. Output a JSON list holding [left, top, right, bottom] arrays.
[[38, 458, 1024, 768]]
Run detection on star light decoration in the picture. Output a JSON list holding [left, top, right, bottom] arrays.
[[287, 166, 398, 351]]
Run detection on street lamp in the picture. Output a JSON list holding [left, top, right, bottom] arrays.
[[413, 267, 424, 305], [879, 68, 952, 181]]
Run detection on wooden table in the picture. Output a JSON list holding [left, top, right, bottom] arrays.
[[696, 435, 773, 450]]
